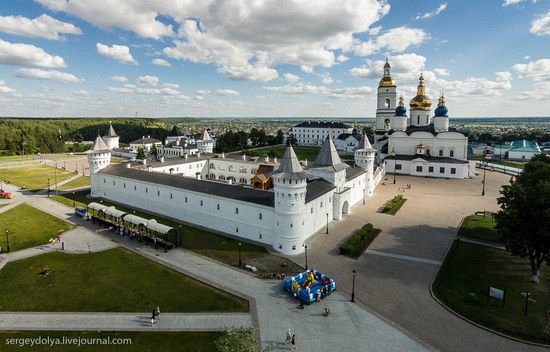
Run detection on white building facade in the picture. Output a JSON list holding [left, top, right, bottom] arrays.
[[291, 121, 354, 146], [90, 133, 383, 254]]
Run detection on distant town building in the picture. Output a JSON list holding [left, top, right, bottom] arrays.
[[493, 140, 541, 160], [290, 121, 354, 147], [129, 136, 162, 153]]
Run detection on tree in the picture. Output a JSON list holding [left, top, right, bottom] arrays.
[[362, 126, 374, 135], [151, 144, 158, 158], [286, 133, 298, 146], [215, 327, 256, 352], [495, 154, 550, 283], [136, 147, 146, 160], [275, 129, 285, 144]]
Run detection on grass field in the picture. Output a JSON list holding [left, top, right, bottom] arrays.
[[51, 191, 303, 275], [457, 215, 501, 243], [0, 247, 249, 313], [434, 241, 550, 344], [0, 203, 73, 252], [242, 145, 322, 161], [0, 165, 74, 192], [0, 331, 220, 352], [57, 176, 90, 190]]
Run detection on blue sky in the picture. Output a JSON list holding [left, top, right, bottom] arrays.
[[0, 0, 549, 118]]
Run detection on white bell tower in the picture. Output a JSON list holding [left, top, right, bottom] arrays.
[[87, 135, 111, 174]]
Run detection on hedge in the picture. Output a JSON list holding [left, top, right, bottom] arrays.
[[339, 223, 382, 259]]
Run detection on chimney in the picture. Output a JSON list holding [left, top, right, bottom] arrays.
[[228, 179, 233, 185]]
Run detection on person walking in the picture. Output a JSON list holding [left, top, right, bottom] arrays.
[[285, 329, 292, 345], [290, 334, 297, 350], [155, 306, 161, 321]]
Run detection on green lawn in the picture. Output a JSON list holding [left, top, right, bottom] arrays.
[[457, 215, 501, 243], [51, 191, 303, 275], [0, 331, 220, 352], [0, 165, 75, 192], [380, 195, 407, 215], [433, 241, 550, 344], [0, 203, 73, 252], [242, 145, 322, 162], [57, 176, 90, 190], [0, 247, 249, 313]]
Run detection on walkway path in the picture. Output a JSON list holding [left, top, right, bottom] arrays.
[[0, 192, 429, 352], [456, 236, 506, 250], [0, 313, 252, 332]]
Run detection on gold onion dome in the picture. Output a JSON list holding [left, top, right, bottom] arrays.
[[379, 58, 396, 87], [409, 73, 432, 111]]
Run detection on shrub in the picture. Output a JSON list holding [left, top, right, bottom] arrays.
[[339, 223, 381, 258]]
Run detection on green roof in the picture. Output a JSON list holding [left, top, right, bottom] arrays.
[[494, 140, 540, 153]]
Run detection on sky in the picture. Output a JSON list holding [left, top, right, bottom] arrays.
[[0, 0, 549, 118]]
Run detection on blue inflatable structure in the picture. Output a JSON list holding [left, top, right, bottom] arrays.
[[283, 269, 336, 304]]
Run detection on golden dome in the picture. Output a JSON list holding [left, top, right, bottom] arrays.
[[409, 73, 432, 111], [379, 75, 396, 87]]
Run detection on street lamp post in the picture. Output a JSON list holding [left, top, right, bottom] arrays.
[[47, 178, 50, 198], [54, 160, 58, 197], [178, 225, 182, 248], [391, 149, 397, 184], [5, 229, 9, 253], [305, 245, 308, 270], [326, 213, 329, 234], [238, 242, 242, 267], [351, 270, 356, 302], [72, 191, 76, 206], [482, 162, 486, 196]]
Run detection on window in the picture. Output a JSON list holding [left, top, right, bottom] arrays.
[[259, 213, 263, 220], [292, 245, 296, 250], [429, 166, 434, 173], [123, 183, 126, 188], [416, 166, 423, 172], [439, 149, 444, 157], [451, 168, 456, 175], [235, 208, 239, 214], [449, 150, 454, 158], [200, 200, 203, 206], [185, 197, 188, 203], [239, 167, 247, 173], [259, 234, 262, 239], [134, 185, 137, 191], [251, 168, 257, 174], [311, 207, 313, 214], [395, 164, 402, 170], [236, 227, 239, 233], [103, 179, 106, 183], [440, 167, 445, 174], [157, 190, 160, 196], [145, 187, 148, 193], [217, 204, 220, 210], [229, 165, 235, 172], [113, 180, 116, 186], [170, 193, 173, 199], [320, 201, 323, 208]]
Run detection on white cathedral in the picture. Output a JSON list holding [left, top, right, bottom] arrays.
[[88, 123, 383, 254], [374, 60, 470, 179]]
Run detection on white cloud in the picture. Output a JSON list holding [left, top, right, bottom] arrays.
[[524, 55, 531, 60], [263, 83, 329, 95], [513, 59, 550, 81], [214, 89, 240, 96], [336, 55, 349, 63], [329, 86, 374, 99], [433, 68, 450, 76], [15, 68, 83, 83], [70, 89, 88, 96], [416, 3, 447, 20], [367, 26, 382, 35], [0, 39, 66, 68], [151, 58, 171, 67], [495, 71, 512, 81], [216, 64, 279, 82], [350, 53, 428, 82], [319, 73, 334, 85], [0, 14, 81, 40], [162, 83, 179, 89], [353, 27, 428, 57], [530, 11, 550, 36], [0, 81, 17, 95], [110, 75, 128, 83], [137, 75, 159, 86], [36, 0, 175, 39], [283, 73, 301, 83], [194, 90, 211, 95], [96, 43, 137, 64], [503, 0, 535, 6], [513, 82, 550, 100]]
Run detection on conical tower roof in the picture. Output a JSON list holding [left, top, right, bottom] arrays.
[[167, 125, 181, 137], [199, 129, 212, 141], [270, 145, 309, 180], [357, 133, 375, 151], [311, 133, 348, 172], [88, 134, 110, 152], [104, 121, 118, 137]]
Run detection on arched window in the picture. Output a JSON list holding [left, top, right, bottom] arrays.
[[219, 175, 226, 180], [259, 213, 263, 220], [239, 177, 247, 183], [438, 149, 444, 157], [251, 168, 257, 174], [228, 165, 235, 172], [227, 176, 236, 182], [209, 163, 215, 169], [384, 98, 390, 108], [209, 173, 215, 179], [449, 149, 454, 158], [239, 167, 247, 173]]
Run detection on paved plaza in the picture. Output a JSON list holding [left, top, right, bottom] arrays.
[[299, 169, 547, 352]]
